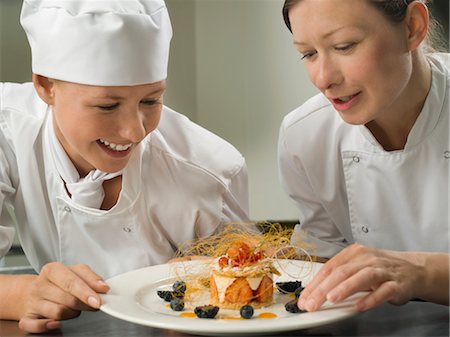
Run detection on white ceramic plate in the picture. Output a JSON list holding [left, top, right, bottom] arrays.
[[100, 259, 363, 336]]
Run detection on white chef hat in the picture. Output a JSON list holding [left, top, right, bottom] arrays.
[[20, 0, 172, 86]]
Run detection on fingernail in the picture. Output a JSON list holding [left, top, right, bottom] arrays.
[[97, 280, 108, 287], [305, 298, 316, 311], [88, 296, 100, 308], [46, 321, 60, 330], [298, 298, 305, 309]]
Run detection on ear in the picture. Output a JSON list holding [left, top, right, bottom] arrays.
[[32, 74, 56, 105], [405, 1, 429, 51]]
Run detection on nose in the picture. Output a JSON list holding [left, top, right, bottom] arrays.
[[118, 108, 147, 143], [311, 55, 342, 92]]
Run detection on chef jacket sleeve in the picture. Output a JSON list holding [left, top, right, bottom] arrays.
[[0, 105, 18, 259], [278, 123, 347, 258], [190, 154, 253, 241], [221, 162, 250, 222], [218, 160, 251, 235]]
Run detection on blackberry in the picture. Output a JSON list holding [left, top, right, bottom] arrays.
[[285, 299, 306, 314], [173, 291, 184, 299], [240, 305, 254, 319], [170, 298, 185, 311], [156, 290, 184, 302], [194, 305, 220, 319], [173, 280, 187, 293], [295, 286, 304, 298], [276, 281, 303, 293], [157, 290, 173, 302]]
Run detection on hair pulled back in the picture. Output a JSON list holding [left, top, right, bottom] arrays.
[[282, 0, 447, 53]]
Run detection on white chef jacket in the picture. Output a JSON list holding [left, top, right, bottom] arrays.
[[0, 82, 249, 278], [279, 53, 450, 258]]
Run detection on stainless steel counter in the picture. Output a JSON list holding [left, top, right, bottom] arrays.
[[1, 300, 448, 337]]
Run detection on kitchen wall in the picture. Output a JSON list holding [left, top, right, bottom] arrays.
[[165, 0, 317, 221]]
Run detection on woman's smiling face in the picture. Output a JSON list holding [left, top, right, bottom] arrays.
[[289, 0, 414, 125], [49, 80, 166, 176]]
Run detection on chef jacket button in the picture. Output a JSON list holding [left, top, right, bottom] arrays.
[[123, 227, 132, 233], [361, 226, 369, 233], [444, 151, 450, 159], [64, 206, 71, 213], [353, 156, 360, 163]]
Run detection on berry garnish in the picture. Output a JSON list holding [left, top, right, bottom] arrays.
[[157, 290, 183, 302], [295, 286, 304, 298], [240, 305, 254, 319], [157, 290, 173, 302], [276, 281, 303, 293], [173, 280, 186, 293], [285, 299, 306, 313], [170, 297, 185, 311], [194, 305, 220, 319]]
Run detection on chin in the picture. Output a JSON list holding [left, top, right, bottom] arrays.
[[338, 112, 370, 126], [94, 162, 127, 174]]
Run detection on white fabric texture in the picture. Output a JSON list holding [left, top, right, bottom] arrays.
[[20, 0, 172, 86], [44, 114, 122, 209], [278, 53, 450, 258], [0, 82, 249, 278]]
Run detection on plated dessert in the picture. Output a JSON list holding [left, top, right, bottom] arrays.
[[156, 223, 311, 319], [210, 241, 280, 309]]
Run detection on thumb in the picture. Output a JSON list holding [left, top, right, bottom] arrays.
[[19, 315, 60, 333]]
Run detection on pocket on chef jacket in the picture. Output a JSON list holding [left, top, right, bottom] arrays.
[[55, 197, 151, 279], [342, 149, 449, 252]]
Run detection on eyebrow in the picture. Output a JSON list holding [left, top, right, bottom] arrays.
[[293, 26, 348, 46], [96, 94, 125, 100], [93, 86, 166, 100]]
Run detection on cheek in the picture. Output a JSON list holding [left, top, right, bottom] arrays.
[[305, 63, 322, 88], [145, 110, 162, 133], [54, 107, 99, 148], [53, 107, 77, 139], [53, 96, 84, 127], [363, 52, 411, 102], [362, 34, 410, 83], [306, 66, 316, 85]]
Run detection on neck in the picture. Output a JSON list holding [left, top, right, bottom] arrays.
[[366, 52, 432, 151], [101, 175, 122, 210]]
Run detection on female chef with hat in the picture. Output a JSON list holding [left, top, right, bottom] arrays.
[[0, 0, 249, 332], [278, 0, 449, 312]]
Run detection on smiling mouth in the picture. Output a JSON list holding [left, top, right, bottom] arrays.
[[98, 139, 133, 152], [337, 96, 353, 102], [334, 92, 360, 103]]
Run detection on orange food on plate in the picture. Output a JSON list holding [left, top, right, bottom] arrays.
[[209, 241, 280, 309]]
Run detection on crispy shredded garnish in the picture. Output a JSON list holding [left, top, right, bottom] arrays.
[[166, 222, 316, 307], [174, 221, 311, 260]]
